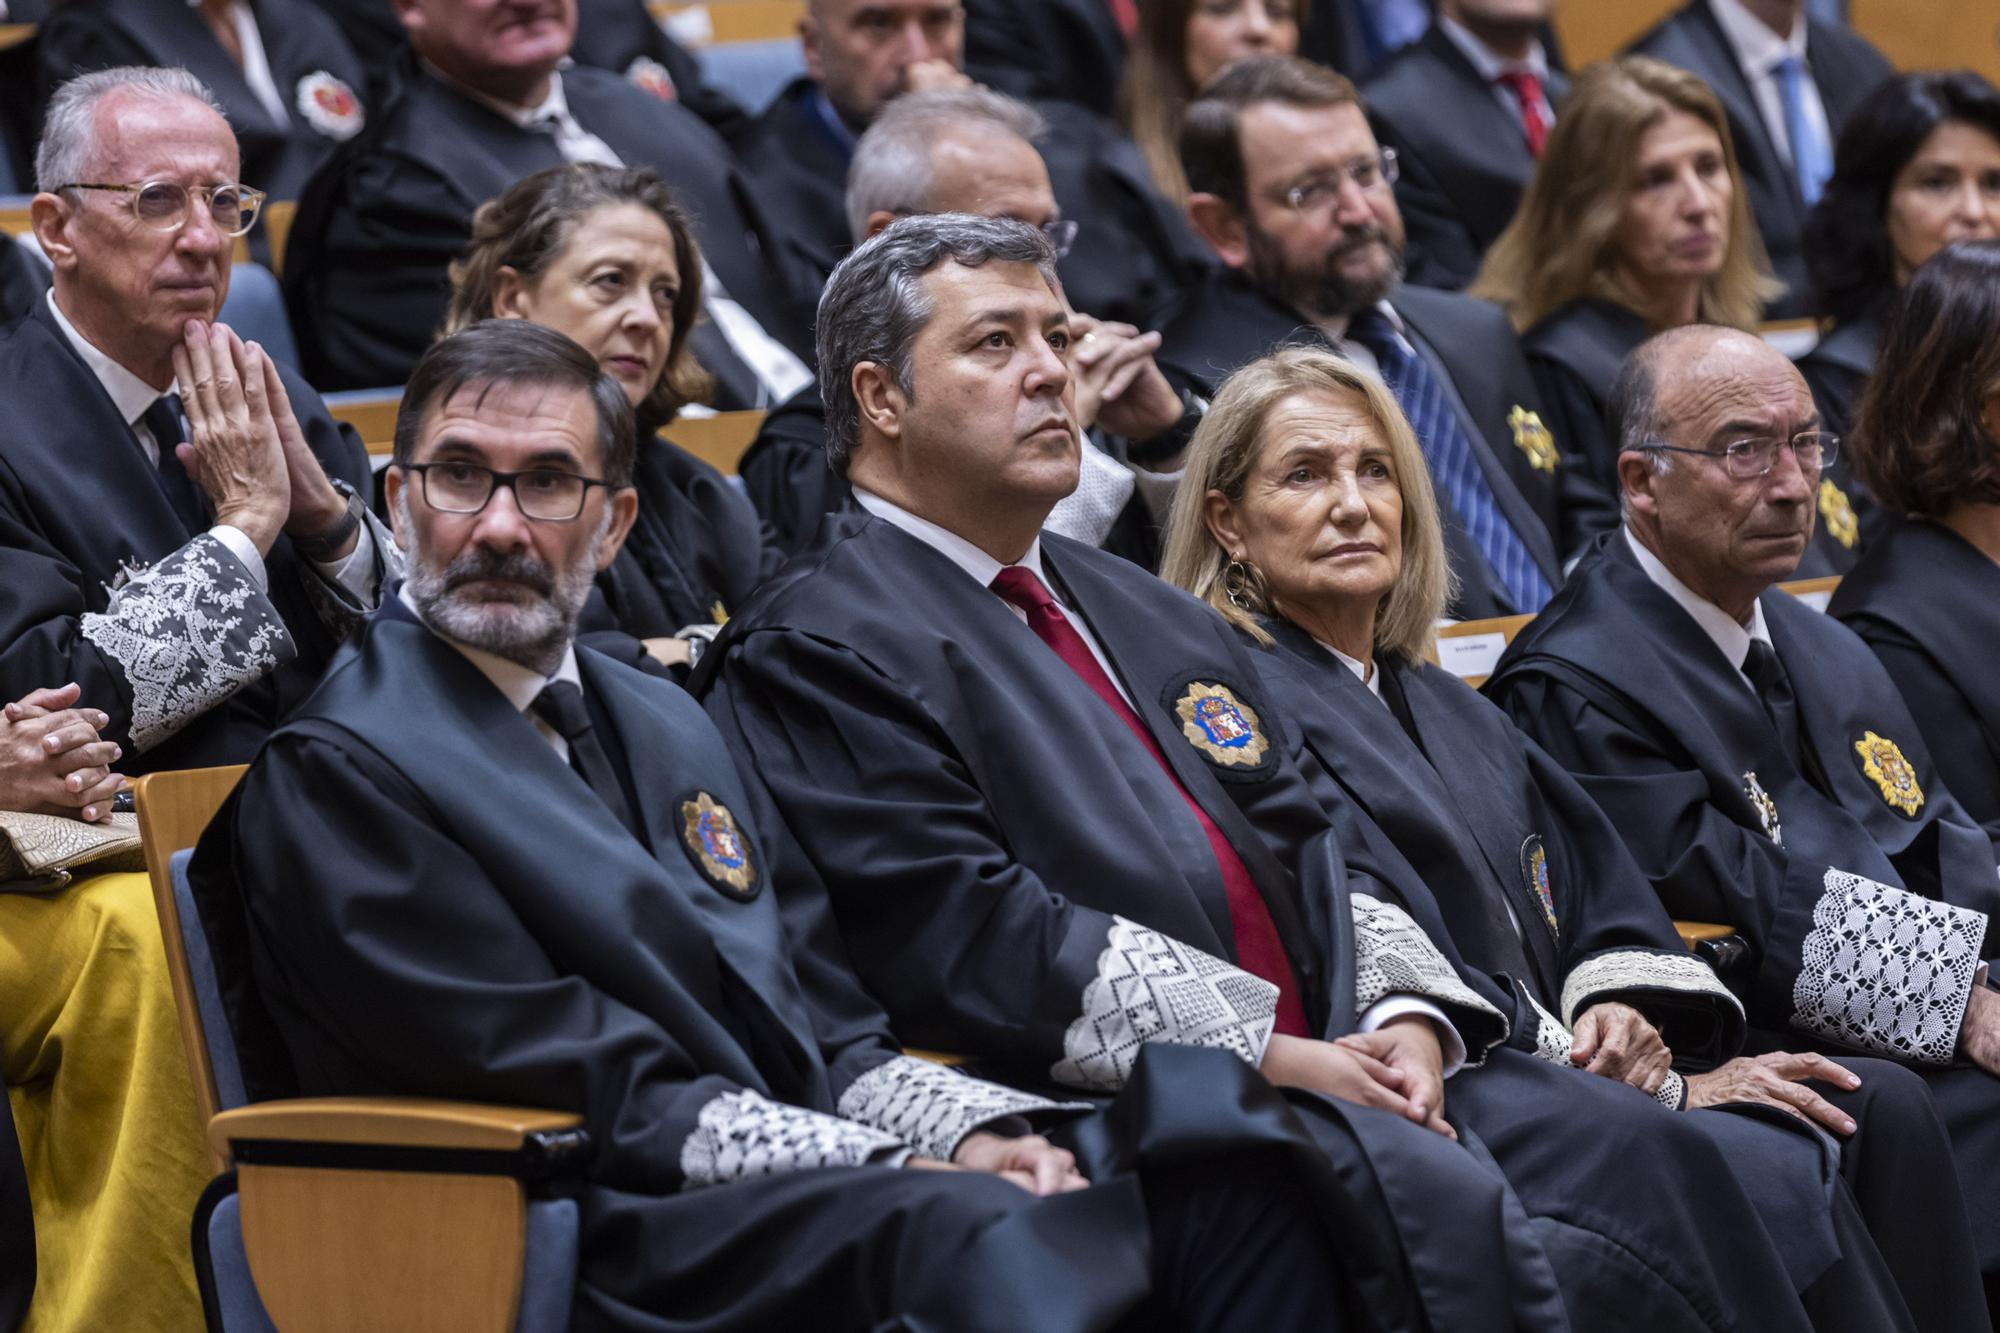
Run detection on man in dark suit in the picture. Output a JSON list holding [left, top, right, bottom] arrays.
[[960, 0, 1126, 119], [1628, 0, 1892, 318], [1364, 0, 1567, 290], [283, 0, 813, 403], [738, 0, 1204, 328], [1160, 55, 1616, 620]]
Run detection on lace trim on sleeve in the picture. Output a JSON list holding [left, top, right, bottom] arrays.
[[1560, 948, 1743, 1029], [1351, 893, 1506, 1034], [1050, 915, 1279, 1093], [79, 535, 293, 752], [1791, 869, 1985, 1065], [838, 1055, 1089, 1161], [1528, 991, 1683, 1109], [678, 1088, 903, 1189]]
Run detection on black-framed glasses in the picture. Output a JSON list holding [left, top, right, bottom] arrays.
[[405, 462, 611, 522], [1646, 431, 1840, 480], [1279, 149, 1400, 212], [59, 180, 267, 238]]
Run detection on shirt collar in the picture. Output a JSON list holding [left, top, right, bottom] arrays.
[[853, 487, 1054, 598], [1435, 15, 1549, 82], [1316, 637, 1383, 698], [1321, 298, 1404, 348], [426, 58, 573, 130], [46, 288, 170, 427], [396, 583, 582, 712], [1623, 525, 1771, 673], [1708, 0, 1807, 70]]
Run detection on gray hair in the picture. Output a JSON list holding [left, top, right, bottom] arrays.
[[815, 212, 1061, 476], [37, 67, 227, 193], [845, 88, 1047, 244]]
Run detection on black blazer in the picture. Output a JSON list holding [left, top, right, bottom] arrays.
[[962, 0, 1126, 119], [1363, 24, 1569, 291], [1627, 0, 1892, 320], [35, 0, 368, 199], [1157, 268, 1617, 616], [283, 57, 809, 391]]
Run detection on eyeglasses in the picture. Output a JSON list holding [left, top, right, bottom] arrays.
[[59, 180, 268, 238], [405, 462, 611, 522], [1279, 149, 1400, 212], [1040, 218, 1079, 259], [1647, 431, 1841, 480]]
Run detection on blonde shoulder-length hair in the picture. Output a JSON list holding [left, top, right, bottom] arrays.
[[1160, 346, 1454, 663], [1471, 55, 1781, 333]]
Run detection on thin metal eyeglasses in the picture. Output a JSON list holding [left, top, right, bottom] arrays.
[[1645, 431, 1840, 480], [59, 180, 268, 238], [1279, 149, 1400, 212], [404, 462, 612, 522]]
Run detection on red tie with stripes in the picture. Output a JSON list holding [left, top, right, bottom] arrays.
[[1497, 70, 1549, 158], [991, 565, 1310, 1037]]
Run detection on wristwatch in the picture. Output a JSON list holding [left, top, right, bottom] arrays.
[[294, 480, 364, 562]]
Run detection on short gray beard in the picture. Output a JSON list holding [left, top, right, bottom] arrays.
[[396, 490, 608, 677]]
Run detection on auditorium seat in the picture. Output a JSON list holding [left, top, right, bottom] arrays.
[[696, 37, 805, 115], [134, 767, 588, 1333]]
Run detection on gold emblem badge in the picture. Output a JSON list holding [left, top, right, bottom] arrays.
[[710, 600, 729, 626], [678, 792, 759, 899], [1853, 732, 1924, 816], [1743, 771, 1782, 845], [1509, 406, 1559, 474], [1817, 480, 1858, 550], [1174, 682, 1269, 767]]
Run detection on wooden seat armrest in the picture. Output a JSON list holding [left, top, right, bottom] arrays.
[[903, 1049, 968, 1067], [209, 1097, 583, 1161], [1674, 921, 1739, 949]]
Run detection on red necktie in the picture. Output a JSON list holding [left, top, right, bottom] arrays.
[[991, 566, 1310, 1037], [1497, 70, 1549, 158], [1104, 0, 1137, 39]]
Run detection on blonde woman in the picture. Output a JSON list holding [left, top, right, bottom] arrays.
[[1160, 345, 1991, 1330]]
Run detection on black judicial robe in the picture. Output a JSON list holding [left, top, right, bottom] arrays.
[[1796, 311, 1878, 447], [1627, 1, 1892, 320], [0, 299, 376, 771], [0, 1091, 26, 1333], [962, 0, 1126, 120], [1156, 269, 1618, 617], [1832, 519, 2000, 842], [193, 608, 1474, 1333], [283, 57, 809, 393], [0, 238, 45, 327], [1362, 25, 1571, 292], [1523, 297, 1867, 576], [34, 0, 368, 200]]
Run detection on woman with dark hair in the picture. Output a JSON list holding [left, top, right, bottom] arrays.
[[1799, 72, 2000, 445], [446, 163, 778, 676], [1829, 239, 2000, 840]]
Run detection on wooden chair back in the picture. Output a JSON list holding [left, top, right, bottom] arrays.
[[261, 199, 297, 276], [1776, 574, 1840, 611], [134, 765, 249, 1170], [666, 409, 766, 476], [1427, 613, 1534, 689]]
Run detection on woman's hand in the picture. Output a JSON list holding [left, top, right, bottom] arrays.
[[0, 683, 125, 821], [1261, 1030, 1457, 1139], [938, 1131, 1090, 1195]]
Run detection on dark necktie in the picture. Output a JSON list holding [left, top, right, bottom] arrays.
[[141, 393, 210, 533], [1742, 638, 1821, 789], [990, 565, 1310, 1037], [1345, 309, 1552, 613], [530, 681, 642, 840], [1496, 70, 1549, 158]]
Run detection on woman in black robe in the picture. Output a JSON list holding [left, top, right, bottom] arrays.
[[445, 163, 780, 679], [1158, 343, 1993, 1332], [1799, 72, 2000, 447], [1831, 240, 2000, 844]]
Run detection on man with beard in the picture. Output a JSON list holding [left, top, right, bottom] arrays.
[[1156, 54, 1617, 619]]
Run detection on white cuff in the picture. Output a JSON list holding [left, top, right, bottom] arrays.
[[208, 524, 267, 592], [1358, 995, 1468, 1078]]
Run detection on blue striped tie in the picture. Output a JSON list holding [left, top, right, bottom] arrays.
[[1345, 310, 1551, 612], [1772, 55, 1831, 207]]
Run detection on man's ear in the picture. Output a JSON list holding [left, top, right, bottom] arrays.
[[597, 486, 640, 570], [1186, 192, 1250, 269], [852, 360, 906, 443], [383, 466, 412, 551], [29, 192, 79, 274], [1616, 452, 1658, 524], [799, 13, 824, 84], [863, 210, 897, 240]]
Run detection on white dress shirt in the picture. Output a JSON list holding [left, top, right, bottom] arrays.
[[206, 0, 290, 126], [1623, 525, 1772, 690], [398, 584, 581, 759], [1436, 15, 1556, 131], [1708, 0, 1831, 172]]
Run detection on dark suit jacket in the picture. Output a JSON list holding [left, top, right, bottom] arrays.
[[962, 0, 1126, 119], [35, 0, 367, 199], [1627, 0, 1893, 320], [1363, 24, 1569, 290], [283, 57, 809, 391], [1156, 268, 1618, 617]]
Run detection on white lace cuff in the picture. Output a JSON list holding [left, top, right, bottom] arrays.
[[1352, 894, 1507, 1058], [1791, 869, 1986, 1065], [1528, 992, 1684, 1109], [1560, 948, 1743, 1029], [80, 535, 293, 752], [678, 1088, 903, 1189], [838, 1056, 1089, 1161], [1050, 915, 1279, 1092]]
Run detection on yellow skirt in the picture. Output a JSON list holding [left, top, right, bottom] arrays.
[[2, 871, 210, 1332]]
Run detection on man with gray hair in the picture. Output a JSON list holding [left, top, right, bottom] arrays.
[[1489, 323, 2000, 1283]]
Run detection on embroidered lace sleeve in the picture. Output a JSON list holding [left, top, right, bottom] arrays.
[[678, 1088, 904, 1189], [1051, 915, 1280, 1092], [79, 534, 294, 752], [838, 1056, 1090, 1161], [1351, 893, 1507, 1065], [1790, 869, 1985, 1065], [1560, 948, 1743, 1030]]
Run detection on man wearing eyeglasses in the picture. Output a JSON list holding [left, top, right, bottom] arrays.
[[1157, 54, 1619, 621], [6, 65, 391, 774], [1488, 324, 2000, 1281]]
